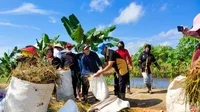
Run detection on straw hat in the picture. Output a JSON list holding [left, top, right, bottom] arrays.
[[53, 43, 63, 49]]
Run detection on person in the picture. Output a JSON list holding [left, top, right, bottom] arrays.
[[190, 43, 200, 68], [116, 41, 133, 94], [138, 44, 161, 94], [76, 53, 84, 101], [46, 46, 61, 69], [182, 13, 200, 39], [93, 43, 129, 100], [53, 43, 64, 59], [61, 43, 80, 100], [81, 44, 103, 102]]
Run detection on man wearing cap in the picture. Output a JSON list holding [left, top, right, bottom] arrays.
[[61, 43, 80, 100], [138, 44, 161, 94], [93, 43, 129, 100], [81, 44, 103, 102], [53, 43, 64, 59], [182, 13, 200, 39]]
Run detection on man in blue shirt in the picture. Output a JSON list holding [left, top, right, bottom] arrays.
[[81, 44, 103, 102]]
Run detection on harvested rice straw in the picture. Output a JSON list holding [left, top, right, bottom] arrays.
[[11, 56, 59, 84], [185, 58, 200, 107]]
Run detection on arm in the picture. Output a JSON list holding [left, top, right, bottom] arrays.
[[126, 49, 133, 67], [152, 55, 161, 70], [183, 28, 200, 39], [74, 54, 80, 72], [94, 61, 114, 77], [60, 55, 65, 68], [138, 53, 143, 70], [94, 52, 103, 68]]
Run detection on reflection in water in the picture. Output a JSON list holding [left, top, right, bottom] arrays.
[[106, 77, 170, 89], [130, 77, 170, 89]]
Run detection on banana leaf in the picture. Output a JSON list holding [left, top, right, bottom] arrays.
[[43, 34, 50, 45], [72, 25, 84, 43], [100, 25, 116, 37], [69, 14, 80, 29]]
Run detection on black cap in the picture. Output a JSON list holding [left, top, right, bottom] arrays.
[[81, 44, 90, 50]]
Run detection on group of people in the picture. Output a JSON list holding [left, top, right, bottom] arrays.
[[43, 40, 162, 102]]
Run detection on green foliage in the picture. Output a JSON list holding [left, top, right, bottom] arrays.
[[0, 47, 18, 77], [131, 36, 200, 78], [61, 14, 119, 52]]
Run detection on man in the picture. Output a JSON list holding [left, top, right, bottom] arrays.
[[138, 44, 161, 94], [53, 43, 64, 59], [116, 41, 133, 94], [81, 44, 103, 102], [93, 43, 129, 100], [61, 43, 80, 100], [182, 13, 200, 39]]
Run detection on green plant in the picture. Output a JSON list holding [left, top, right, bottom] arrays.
[[61, 14, 119, 52], [0, 46, 18, 77]]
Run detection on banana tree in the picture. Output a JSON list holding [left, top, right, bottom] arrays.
[[0, 46, 18, 77], [61, 14, 119, 52], [35, 33, 68, 57]]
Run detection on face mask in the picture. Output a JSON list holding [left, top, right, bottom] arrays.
[[66, 49, 71, 52], [118, 46, 123, 49]]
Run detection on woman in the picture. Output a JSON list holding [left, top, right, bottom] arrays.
[[116, 41, 133, 94], [138, 44, 161, 94], [46, 46, 61, 69]]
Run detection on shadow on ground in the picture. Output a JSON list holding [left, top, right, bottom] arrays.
[[127, 98, 162, 108]]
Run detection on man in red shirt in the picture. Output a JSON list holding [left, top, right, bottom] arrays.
[[116, 41, 133, 94]]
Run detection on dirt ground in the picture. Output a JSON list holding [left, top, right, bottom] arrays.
[[108, 86, 167, 112], [0, 83, 167, 112]]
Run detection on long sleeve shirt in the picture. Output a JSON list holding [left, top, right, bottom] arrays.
[[81, 51, 102, 75], [116, 49, 133, 67], [138, 51, 160, 74], [61, 52, 80, 72]]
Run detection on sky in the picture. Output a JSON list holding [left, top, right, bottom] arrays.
[[0, 0, 199, 57]]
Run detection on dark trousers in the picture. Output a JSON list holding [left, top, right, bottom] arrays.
[[81, 76, 90, 97], [71, 70, 78, 98], [114, 72, 129, 94]]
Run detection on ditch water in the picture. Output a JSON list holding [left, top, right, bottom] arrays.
[[107, 77, 170, 89]]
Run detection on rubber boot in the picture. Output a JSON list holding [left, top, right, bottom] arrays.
[[114, 92, 119, 97], [127, 85, 132, 94], [119, 93, 125, 100], [146, 84, 152, 94]]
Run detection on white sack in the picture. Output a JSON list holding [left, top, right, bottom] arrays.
[[88, 96, 130, 112], [89, 75, 109, 101], [4, 77, 54, 112], [166, 75, 190, 112], [58, 99, 79, 112], [57, 70, 75, 101]]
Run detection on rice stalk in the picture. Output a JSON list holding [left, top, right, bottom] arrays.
[[11, 56, 59, 84], [184, 58, 200, 106]]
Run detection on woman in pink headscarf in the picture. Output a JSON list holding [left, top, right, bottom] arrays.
[[182, 13, 200, 38]]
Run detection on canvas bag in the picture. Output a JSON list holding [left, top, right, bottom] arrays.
[[89, 75, 109, 101], [4, 77, 54, 112], [166, 75, 190, 112], [56, 70, 75, 101]]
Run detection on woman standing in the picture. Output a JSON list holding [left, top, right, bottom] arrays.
[[116, 41, 133, 94]]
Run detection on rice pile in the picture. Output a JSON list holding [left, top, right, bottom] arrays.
[[185, 59, 200, 106], [11, 56, 59, 84]]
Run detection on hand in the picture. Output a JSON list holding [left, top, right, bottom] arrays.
[[93, 72, 101, 77], [129, 66, 133, 70]]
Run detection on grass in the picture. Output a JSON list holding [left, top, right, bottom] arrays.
[[0, 77, 8, 83]]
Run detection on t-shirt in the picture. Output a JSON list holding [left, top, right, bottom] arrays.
[[116, 49, 133, 66], [81, 51, 102, 75], [105, 49, 128, 76]]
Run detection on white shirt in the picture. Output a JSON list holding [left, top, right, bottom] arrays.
[[53, 48, 62, 59]]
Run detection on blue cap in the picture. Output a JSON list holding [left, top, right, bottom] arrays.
[[97, 43, 106, 54]]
